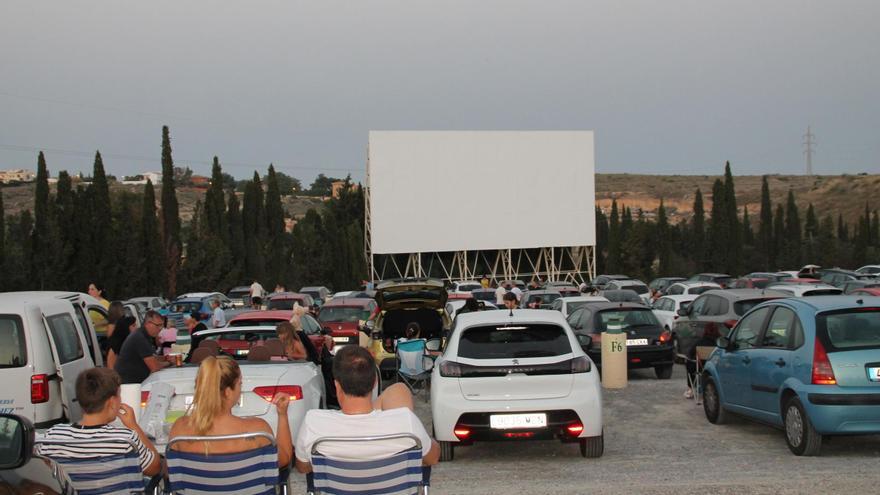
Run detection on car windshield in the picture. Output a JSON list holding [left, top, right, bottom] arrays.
[[201, 331, 278, 359], [318, 307, 371, 323], [302, 291, 321, 300], [0, 315, 26, 368], [170, 302, 201, 314], [458, 284, 482, 292], [595, 309, 659, 331], [529, 293, 561, 304], [734, 299, 770, 316], [804, 289, 843, 296], [818, 309, 880, 351], [458, 324, 571, 359]]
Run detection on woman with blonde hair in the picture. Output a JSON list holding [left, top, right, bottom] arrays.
[[168, 356, 293, 467]]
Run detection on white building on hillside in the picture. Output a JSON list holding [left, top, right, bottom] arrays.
[[0, 169, 36, 184]]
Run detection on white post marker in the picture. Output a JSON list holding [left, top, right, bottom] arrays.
[[601, 317, 627, 389]]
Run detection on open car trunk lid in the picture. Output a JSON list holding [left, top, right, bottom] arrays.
[[375, 279, 447, 311]]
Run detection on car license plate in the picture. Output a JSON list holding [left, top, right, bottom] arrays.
[[490, 413, 547, 429], [868, 367, 880, 382], [626, 339, 648, 346], [333, 336, 349, 343]]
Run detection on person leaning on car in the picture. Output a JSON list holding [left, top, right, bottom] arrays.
[[114, 310, 171, 384]]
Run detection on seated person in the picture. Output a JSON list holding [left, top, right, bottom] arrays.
[[277, 321, 309, 361], [169, 356, 293, 467], [397, 322, 421, 345], [37, 368, 161, 477], [106, 315, 137, 370], [294, 346, 440, 472]]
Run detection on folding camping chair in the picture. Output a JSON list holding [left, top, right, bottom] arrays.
[[395, 339, 433, 398], [34, 437, 162, 495], [684, 345, 716, 405], [165, 432, 289, 495], [306, 433, 431, 495]]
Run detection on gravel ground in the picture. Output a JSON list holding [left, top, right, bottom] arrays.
[[288, 365, 880, 494]]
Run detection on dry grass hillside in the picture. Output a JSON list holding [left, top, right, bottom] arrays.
[[2, 173, 878, 227]]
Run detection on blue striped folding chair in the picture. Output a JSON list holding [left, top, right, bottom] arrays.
[[166, 432, 288, 495], [34, 437, 161, 495], [306, 433, 430, 495]]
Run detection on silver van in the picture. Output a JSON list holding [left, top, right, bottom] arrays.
[[0, 292, 105, 427]]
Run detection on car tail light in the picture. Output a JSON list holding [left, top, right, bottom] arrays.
[[31, 374, 49, 404], [658, 330, 672, 344], [503, 432, 534, 438], [439, 361, 462, 378], [570, 356, 592, 373], [141, 391, 150, 408], [811, 339, 837, 385], [453, 426, 471, 440], [566, 421, 584, 437], [723, 319, 738, 330], [253, 385, 304, 402]]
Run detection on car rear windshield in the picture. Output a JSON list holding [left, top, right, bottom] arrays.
[[228, 319, 284, 327], [0, 315, 26, 368], [268, 299, 302, 310], [318, 307, 371, 323], [818, 309, 880, 351], [734, 299, 772, 316], [458, 284, 482, 292], [595, 309, 659, 331], [689, 286, 714, 295], [624, 285, 649, 294], [170, 302, 201, 314], [804, 289, 843, 297], [458, 324, 571, 359]]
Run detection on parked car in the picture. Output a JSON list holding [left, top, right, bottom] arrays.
[[765, 283, 843, 297], [743, 272, 791, 283], [165, 294, 231, 332], [590, 274, 629, 290], [652, 294, 697, 331], [0, 292, 105, 427], [850, 288, 880, 297], [605, 279, 650, 303], [300, 286, 332, 307], [648, 277, 686, 295], [701, 296, 880, 456], [368, 279, 451, 377], [675, 289, 786, 354], [519, 290, 563, 309], [665, 281, 722, 296], [470, 288, 497, 303], [226, 286, 252, 308], [855, 265, 880, 275], [317, 297, 378, 348], [688, 273, 733, 288], [598, 289, 644, 305], [0, 413, 64, 492], [841, 280, 880, 294], [499, 280, 526, 291], [731, 277, 771, 289], [549, 295, 610, 318], [141, 325, 325, 445], [432, 309, 603, 461], [449, 280, 483, 293], [542, 281, 578, 290], [226, 310, 332, 351], [125, 296, 168, 314], [819, 268, 876, 288], [566, 302, 674, 379], [266, 292, 316, 311]]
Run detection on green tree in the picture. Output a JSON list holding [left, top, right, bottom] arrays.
[[54, 171, 78, 289], [816, 214, 837, 267], [742, 206, 754, 245], [32, 152, 51, 289], [205, 157, 227, 237], [872, 210, 879, 247], [160, 126, 182, 297], [242, 172, 266, 281], [783, 190, 802, 267], [291, 209, 328, 285], [656, 199, 671, 276], [3, 211, 34, 290], [837, 214, 848, 242], [722, 162, 741, 275], [803, 203, 818, 262], [773, 204, 786, 269], [226, 190, 245, 285], [606, 199, 621, 273], [691, 188, 706, 271], [264, 164, 289, 287], [595, 206, 608, 274], [267, 171, 302, 195], [709, 179, 727, 270], [90, 151, 113, 284], [0, 188, 5, 288], [758, 175, 773, 270], [307, 173, 339, 197], [141, 180, 164, 295]]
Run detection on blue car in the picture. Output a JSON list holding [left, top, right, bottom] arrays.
[[702, 295, 880, 456]]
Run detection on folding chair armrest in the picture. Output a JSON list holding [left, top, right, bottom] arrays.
[[145, 473, 163, 495]]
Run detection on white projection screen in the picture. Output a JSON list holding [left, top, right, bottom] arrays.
[[367, 131, 596, 254]]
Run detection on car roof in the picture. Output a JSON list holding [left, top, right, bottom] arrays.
[[228, 286, 250, 292], [576, 301, 649, 311], [453, 308, 569, 327], [522, 290, 562, 296], [763, 295, 880, 312], [193, 325, 278, 338], [660, 294, 697, 301], [559, 296, 609, 302], [612, 279, 647, 285], [0, 291, 96, 309], [322, 298, 373, 308], [300, 286, 328, 291], [700, 288, 788, 300], [767, 282, 837, 290], [268, 292, 310, 299], [674, 281, 720, 287], [228, 310, 293, 321], [695, 273, 731, 277]]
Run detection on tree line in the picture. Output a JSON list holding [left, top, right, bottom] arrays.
[[595, 162, 880, 281], [0, 126, 366, 299]]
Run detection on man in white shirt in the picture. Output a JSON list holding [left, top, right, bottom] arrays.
[[295, 346, 440, 470], [250, 280, 266, 308], [511, 285, 523, 302], [210, 299, 226, 328], [495, 283, 506, 304]]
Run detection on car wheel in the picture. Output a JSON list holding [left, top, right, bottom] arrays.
[[702, 378, 727, 425], [655, 364, 673, 380], [579, 431, 603, 458], [783, 396, 823, 456], [439, 441, 454, 462]]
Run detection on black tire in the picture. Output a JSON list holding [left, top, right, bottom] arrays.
[[783, 396, 823, 456], [702, 378, 727, 425], [439, 441, 454, 462], [655, 364, 673, 380], [579, 431, 604, 458]]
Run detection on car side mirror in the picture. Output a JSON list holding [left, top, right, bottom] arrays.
[[0, 414, 35, 470], [677, 308, 689, 317], [576, 333, 593, 350], [716, 336, 731, 350]]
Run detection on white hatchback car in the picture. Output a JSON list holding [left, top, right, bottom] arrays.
[[651, 295, 697, 331], [431, 310, 603, 461], [549, 296, 610, 318], [664, 281, 721, 296]]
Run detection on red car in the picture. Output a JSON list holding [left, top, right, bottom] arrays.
[[731, 277, 770, 289], [226, 310, 331, 353], [317, 298, 379, 347]]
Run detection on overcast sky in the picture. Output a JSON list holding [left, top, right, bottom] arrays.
[[1, 1, 878, 183]]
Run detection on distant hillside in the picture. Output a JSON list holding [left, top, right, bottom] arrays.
[[3, 173, 878, 227]]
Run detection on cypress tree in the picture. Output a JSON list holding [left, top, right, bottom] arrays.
[[91, 151, 112, 283], [657, 199, 671, 276], [853, 204, 870, 265], [837, 214, 848, 242], [606, 200, 621, 273], [205, 157, 227, 237], [160, 126, 181, 297], [709, 179, 727, 271], [758, 176, 773, 270], [692, 188, 706, 271], [242, 172, 266, 281], [773, 204, 785, 269], [141, 180, 164, 295], [722, 162, 741, 275], [804, 203, 818, 263], [264, 164, 287, 287], [595, 206, 608, 274], [742, 206, 754, 245], [817, 214, 837, 267], [872, 211, 879, 247], [32, 152, 50, 289], [784, 190, 802, 267], [54, 171, 77, 289], [0, 188, 5, 288], [226, 190, 245, 285]]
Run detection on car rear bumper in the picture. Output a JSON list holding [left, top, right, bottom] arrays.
[[588, 345, 674, 370], [802, 389, 880, 434]]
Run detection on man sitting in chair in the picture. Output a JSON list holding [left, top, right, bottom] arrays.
[[294, 345, 440, 471], [36, 367, 162, 477]]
